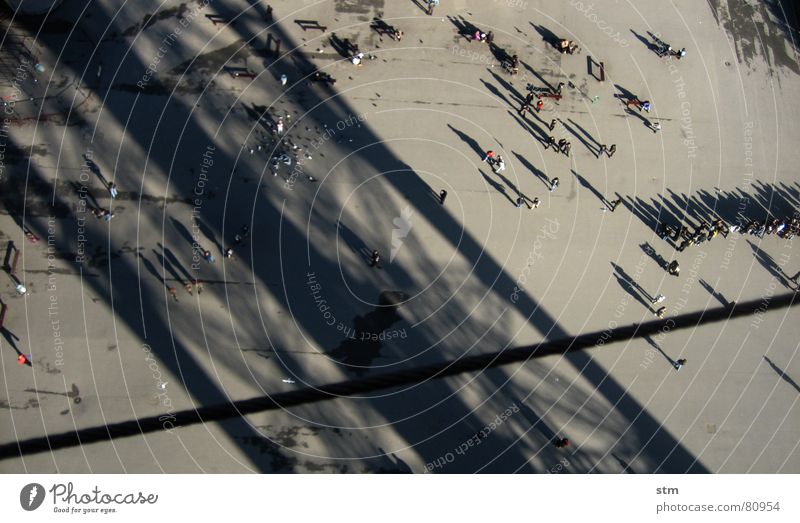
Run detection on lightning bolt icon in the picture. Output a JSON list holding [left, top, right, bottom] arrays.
[[28, 486, 37, 507]]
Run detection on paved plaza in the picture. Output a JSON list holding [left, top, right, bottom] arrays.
[[0, 0, 799, 473]]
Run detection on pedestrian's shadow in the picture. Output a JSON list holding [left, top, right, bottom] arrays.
[[747, 241, 792, 288], [699, 278, 732, 308], [448, 124, 486, 159], [763, 355, 800, 394], [488, 69, 524, 103], [169, 217, 196, 249], [629, 29, 660, 55], [566, 118, 603, 154], [611, 262, 653, 312], [480, 78, 514, 109], [639, 242, 668, 270], [138, 253, 165, 284], [447, 15, 479, 41], [506, 109, 548, 143], [611, 453, 636, 473], [196, 218, 223, 254], [161, 244, 194, 282], [480, 169, 516, 205], [153, 248, 183, 283], [520, 61, 555, 93], [513, 151, 550, 188], [337, 222, 367, 258], [644, 335, 678, 369], [529, 22, 560, 50], [572, 170, 608, 207], [375, 447, 413, 473]]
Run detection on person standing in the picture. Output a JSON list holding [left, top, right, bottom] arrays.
[[108, 182, 119, 199], [562, 141, 571, 156], [532, 197, 540, 209], [550, 177, 559, 192], [184, 281, 193, 295], [548, 118, 557, 131], [203, 249, 215, 263], [483, 150, 496, 164], [439, 190, 447, 204], [651, 121, 662, 134], [535, 98, 544, 113], [516, 196, 531, 209], [168, 286, 179, 302], [608, 198, 621, 212], [668, 260, 680, 276], [655, 306, 666, 318], [545, 135, 557, 150], [427, 0, 439, 15], [607, 144, 617, 157], [674, 358, 686, 370], [651, 293, 665, 305], [195, 280, 204, 295], [370, 249, 381, 268]]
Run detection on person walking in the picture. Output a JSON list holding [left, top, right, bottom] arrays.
[[535, 97, 544, 113], [195, 280, 204, 294], [550, 177, 559, 192], [545, 135, 557, 150], [651, 293, 665, 305], [108, 182, 119, 199], [655, 306, 666, 318], [599, 144, 607, 157], [370, 249, 382, 268], [532, 197, 540, 209], [493, 155, 506, 173], [789, 270, 800, 286], [483, 150, 496, 164], [427, 0, 439, 15], [516, 196, 532, 209], [651, 121, 662, 134], [168, 286, 179, 302], [224, 247, 234, 259], [203, 249, 215, 263], [674, 358, 686, 370], [608, 198, 621, 212], [519, 92, 534, 116], [439, 190, 447, 204], [554, 437, 570, 448], [548, 118, 557, 131], [184, 281, 193, 295], [668, 260, 680, 276], [607, 144, 617, 157], [562, 141, 571, 157]]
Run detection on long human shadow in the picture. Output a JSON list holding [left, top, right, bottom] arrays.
[[644, 335, 678, 369], [640, 242, 668, 270], [448, 124, 487, 158], [611, 263, 653, 312], [572, 170, 608, 207], [748, 241, 792, 288], [4, 294, 793, 462], [488, 69, 525, 103], [513, 151, 550, 188], [480, 78, 515, 109], [480, 170, 516, 205], [763, 356, 800, 394], [699, 279, 732, 308], [4, 5, 722, 472], [629, 29, 659, 54], [566, 118, 603, 155]]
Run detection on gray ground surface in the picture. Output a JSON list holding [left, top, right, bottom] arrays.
[[0, 0, 799, 473]]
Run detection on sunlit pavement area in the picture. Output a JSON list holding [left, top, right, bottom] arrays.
[[1, 0, 799, 473]]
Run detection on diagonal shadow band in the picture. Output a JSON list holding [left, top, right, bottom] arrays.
[[0, 293, 796, 460]]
